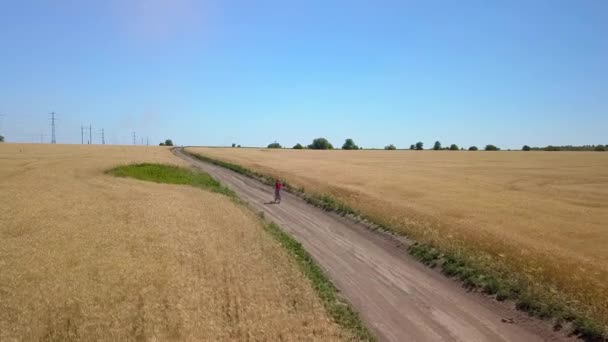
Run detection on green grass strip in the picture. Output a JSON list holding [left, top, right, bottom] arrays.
[[263, 222, 375, 341], [108, 163, 236, 198]]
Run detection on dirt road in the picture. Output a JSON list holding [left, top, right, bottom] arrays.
[[174, 148, 568, 342]]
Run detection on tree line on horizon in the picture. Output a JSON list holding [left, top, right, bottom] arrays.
[[526, 144, 607, 152], [230, 138, 607, 152], [265, 138, 337, 150]]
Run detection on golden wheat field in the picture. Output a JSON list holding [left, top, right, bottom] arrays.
[[188, 147, 608, 325], [0, 144, 348, 341]]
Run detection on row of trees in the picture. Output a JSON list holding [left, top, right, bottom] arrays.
[[268, 137, 336, 150], [431, 141, 461, 150], [404, 142, 497, 151], [265, 138, 503, 151], [263, 139, 607, 152], [525, 144, 607, 152], [279, 138, 496, 151]]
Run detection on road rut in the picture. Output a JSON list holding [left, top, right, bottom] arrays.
[[174, 148, 568, 342]]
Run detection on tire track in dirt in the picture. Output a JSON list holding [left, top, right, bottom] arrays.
[[174, 148, 571, 342]]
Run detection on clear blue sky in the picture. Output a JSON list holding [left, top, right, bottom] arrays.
[[1, 0, 606, 148]]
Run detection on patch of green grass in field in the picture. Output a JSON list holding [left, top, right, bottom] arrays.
[[408, 242, 441, 268], [263, 222, 375, 341], [108, 163, 235, 198]]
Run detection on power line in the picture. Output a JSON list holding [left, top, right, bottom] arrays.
[[133, 131, 136, 145], [89, 125, 92, 144], [101, 128, 105, 145], [81, 125, 84, 144], [50, 112, 57, 144]]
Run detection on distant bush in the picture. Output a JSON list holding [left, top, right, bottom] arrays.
[[485, 144, 499, 151], [469, 146, 478, 151], [308, 137, 334, 150], [267, 142, 282, 149], [385, 144, 397, 150], [0, 135, 4, 142], [415, 142, 424, 150], [232, 143, 236, 148], [449, 144, 459, 151], [522, 145, 531, 151], [342, 138, 359, 150], [530, 144, 607, 151], [594, 145, 606, 152], [164, 139, 174, 146], [293, 143, 303, 149], [410, 144, 415, 150], [433, 141, 442, 150], [237, 145, 241, 148]]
